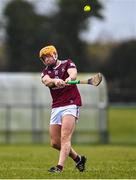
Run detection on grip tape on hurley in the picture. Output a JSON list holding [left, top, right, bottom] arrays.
[[67, 80, 80, 84]]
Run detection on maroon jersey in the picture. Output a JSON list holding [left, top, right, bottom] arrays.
[[41, 59, 82, 108]]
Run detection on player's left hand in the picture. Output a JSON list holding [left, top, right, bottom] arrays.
[[65, 77, 72, 83]]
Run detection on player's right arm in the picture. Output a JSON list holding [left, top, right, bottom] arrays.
[[41, 74, 66, 88], [41, 74, 55, 87]]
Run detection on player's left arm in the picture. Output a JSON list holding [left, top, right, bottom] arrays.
[[65, 68, 77, 83]]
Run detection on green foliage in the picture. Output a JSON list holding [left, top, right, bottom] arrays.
[[4, 0, 103, 72], [50, 0, 103, 72], [4, 0, 51, 71], [106, 40, 136, 83], [104, 40, 136, 102]]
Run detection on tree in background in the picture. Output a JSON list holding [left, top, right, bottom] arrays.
[[104, 40, 136, 102], [4, 0, 103, 72], [4, 0, 51, 71], [3, 0, 136, 102], [50, 0, 103, 72]]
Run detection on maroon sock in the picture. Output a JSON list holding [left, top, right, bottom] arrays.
[[74, 155, 81, 163], [57, 165, 63, 171]]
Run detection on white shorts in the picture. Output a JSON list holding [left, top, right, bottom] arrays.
[[50, 105, 80, 125]]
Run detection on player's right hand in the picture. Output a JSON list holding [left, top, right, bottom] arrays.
[[54, 79, 66, 87]]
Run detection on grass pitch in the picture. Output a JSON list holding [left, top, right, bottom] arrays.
[[0, 107, 136, 178], [0, 144, 136, 179], [109, 107, 136, 144]]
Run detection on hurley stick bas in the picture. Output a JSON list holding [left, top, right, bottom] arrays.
[[67, 73, 102, 86]]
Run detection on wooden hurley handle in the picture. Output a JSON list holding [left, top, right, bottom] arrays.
[[67, 73, 102, 86]]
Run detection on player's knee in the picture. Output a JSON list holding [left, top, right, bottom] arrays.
[[51, 141, 60, 150], [61, 134, 71, 144]]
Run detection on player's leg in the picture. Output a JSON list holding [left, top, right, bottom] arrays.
[[49, 124, 78, 158], [49, 123, 86, 172], [49, 123, 80, 172], [57, 115, 87, 172], [57, 114, 75, 170], [48, 125, 62, 172], [49, 105, 78, 155], [49, 124, 61, 150], [49, 105, 86, 172]]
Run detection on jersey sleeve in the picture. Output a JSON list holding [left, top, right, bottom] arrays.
[[41, 68, 48, 78], [41, 72, 44, 78], [67, 59, 76, 69]]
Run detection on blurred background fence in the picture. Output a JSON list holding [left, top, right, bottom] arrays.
[[0, 73, 108, 144]]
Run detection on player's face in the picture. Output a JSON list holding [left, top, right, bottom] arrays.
[[41, 54, 56, 67]]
